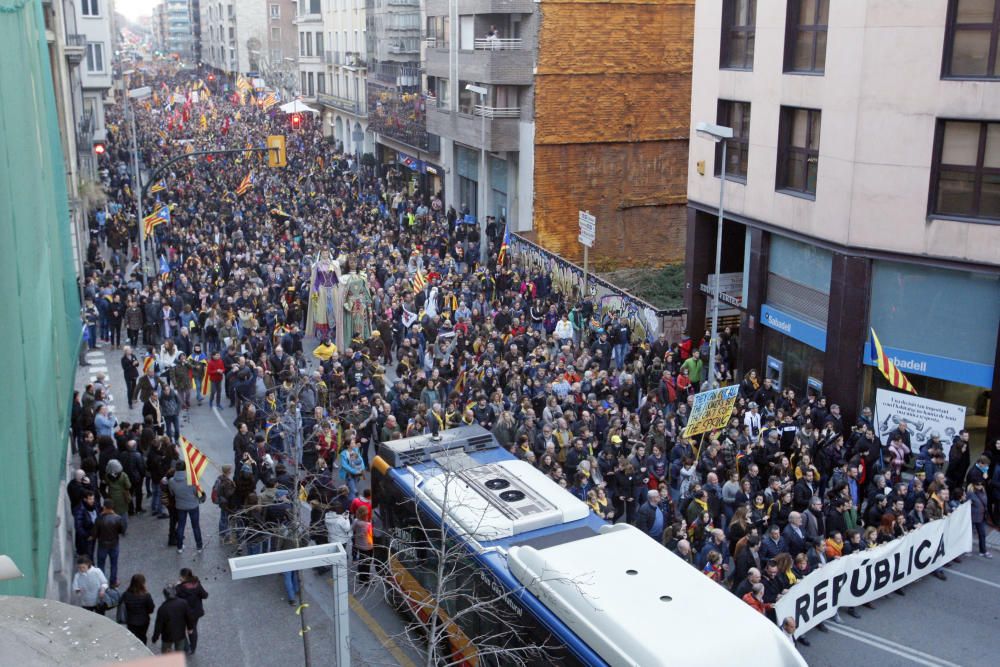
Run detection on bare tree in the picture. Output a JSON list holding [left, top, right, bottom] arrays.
[[361, 445, 597, 667]]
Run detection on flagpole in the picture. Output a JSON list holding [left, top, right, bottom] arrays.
[[126, 82, 148, 278]]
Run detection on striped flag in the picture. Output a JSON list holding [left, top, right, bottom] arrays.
[[149, 179, 167, 193], [159, 254, 171, 281], [179, 436, 210, 492], [142, 355, 155, 374], [411, 270, 428, 292], [200, 362, 211, 398], [143, 205, 170, 236], [235, 171, 254, 196], [261, 93, 278, 111], [870, 328, 916, 395], [497, 225, 510, 267]]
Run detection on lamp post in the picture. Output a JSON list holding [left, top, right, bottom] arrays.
[[466, 83, 488, 264], [124, 76, 151, 276], [695, 121, 734, 390]]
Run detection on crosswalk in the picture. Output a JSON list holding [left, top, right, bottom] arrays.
[[83, 348, 118, 412]]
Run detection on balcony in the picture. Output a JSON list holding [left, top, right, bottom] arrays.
[[387, 0, 420, 5], [317, 92, 361, 116], [426, 105, 520, 153], [75, 110, 93, 152], [473, 38, 522, 50], [425, 0, 536, 15], [344, 52, 367, 70], [64, 33, 86, 66], [424, 44, 532, 85], [388, 43, 419, 55], [294, 12, 322, 25]]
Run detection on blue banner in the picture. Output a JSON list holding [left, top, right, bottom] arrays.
[[760, 304, 827, 352], [865, 344, 994, 389]]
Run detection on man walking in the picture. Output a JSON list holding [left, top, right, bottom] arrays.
[[94, 499, 126, 587], [121, 346, 140, 410], [151, 585, 193, 654], [168, 461, 204, 553]]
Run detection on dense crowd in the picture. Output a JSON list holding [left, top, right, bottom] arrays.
[[68, 69, 1000, 655]]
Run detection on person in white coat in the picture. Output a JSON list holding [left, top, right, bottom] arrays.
[[72, 555, 108, 613]]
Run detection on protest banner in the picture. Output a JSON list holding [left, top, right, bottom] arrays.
[[775, 502, 971, 637], [875, 389, 966, 456], [683, 385, 739, 438]]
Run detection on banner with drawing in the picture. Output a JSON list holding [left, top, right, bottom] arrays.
[[874, 389, 966, 456]]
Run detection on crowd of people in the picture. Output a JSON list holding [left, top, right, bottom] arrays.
[[67, 67, 1000, 656]]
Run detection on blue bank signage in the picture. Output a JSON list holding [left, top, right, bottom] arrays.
[[864, 345, 994, 389], [761, 304, 827, 352]]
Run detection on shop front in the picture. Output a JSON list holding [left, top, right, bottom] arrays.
[[375, 144, 443, 201]]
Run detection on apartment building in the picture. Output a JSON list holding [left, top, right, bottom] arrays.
[[295, 0, 325, 101], [366, 0, 437, 190], [73, 0, 115, 176], [156, 0, 196, 59], [314, 0, 372, 154], [685, 0, 1000, 441]]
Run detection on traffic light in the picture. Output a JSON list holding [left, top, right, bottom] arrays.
[[207, 74, 215, 82], [266, 134, 287, 168], [93, 141, 106, 156], [290, 113, 301, 129]]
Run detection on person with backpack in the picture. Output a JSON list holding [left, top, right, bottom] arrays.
[[212, 464, 236, 542]]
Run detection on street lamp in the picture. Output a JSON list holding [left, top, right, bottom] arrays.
[[466, 83, 488, 263], [126, 82, 152, 276], [695, 121, 734, 390]]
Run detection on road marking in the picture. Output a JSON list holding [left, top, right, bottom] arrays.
[[349, 595, 417, 667], [948, 568, 1000, 589], [826, 622, 963, 667], [212, 406, 233, 433], [85, 353, 105, 360]]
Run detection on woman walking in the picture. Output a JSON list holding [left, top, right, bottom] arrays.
[[120, 573, 156, 644], [175, 568, 209, 655]]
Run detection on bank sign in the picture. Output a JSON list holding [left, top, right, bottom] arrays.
[[760, 304, 827, 352], [863, 344, 994, 389]]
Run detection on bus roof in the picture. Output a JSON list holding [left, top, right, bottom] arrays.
[[508, 523, 808, 667]]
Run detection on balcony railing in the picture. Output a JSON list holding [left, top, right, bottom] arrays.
[[76, 110, 93, 151], [474, 105, 520, 118], [388, 43, 419, 55], [473, 38, 523, 51], [317, 92, 361, 115], [345, 52, 367, 69], [423, 37, 438, 49], [65, 33, 87, 47], [425, 93, 437, 106], [387, 0, 420, 5]]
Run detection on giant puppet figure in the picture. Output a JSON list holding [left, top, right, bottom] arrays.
[[305, 249, 342, 339], [338, 255, 373, 350]]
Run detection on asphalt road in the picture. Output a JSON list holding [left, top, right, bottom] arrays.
[[78, 343, 1000, 667], [77, 344, 422, 667]]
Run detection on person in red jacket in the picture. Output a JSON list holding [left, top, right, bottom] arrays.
[[206, 352, 226, 409]]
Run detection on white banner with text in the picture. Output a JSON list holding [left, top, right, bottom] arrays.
[[776, 502, 971, 637]]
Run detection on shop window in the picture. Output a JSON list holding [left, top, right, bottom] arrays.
[[942, 0, 1000, 79], [720, 0, 756, 70], [930, 119, 1000, 222]]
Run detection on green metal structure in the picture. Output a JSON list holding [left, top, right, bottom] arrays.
[[0, 0, 81, 597]]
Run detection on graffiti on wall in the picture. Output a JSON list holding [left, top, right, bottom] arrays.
[[509, 234, 685, 342]]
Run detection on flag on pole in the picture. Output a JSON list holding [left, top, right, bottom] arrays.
[[159, 254, 171, 281], [200, 362, 211, 398], [200, 113, 207, 130], [411, 270, 428, 292], [497, 225, 510, 267], [869, 328, 917, 395], [179, 436, 210, 492], [235, 171, 254, 196], [261, 93, 278, 111], [143, 205, 170, 236], [149, 179, 167, 193]]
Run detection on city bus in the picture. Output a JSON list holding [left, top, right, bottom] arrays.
[[371, 425, 806, 667]]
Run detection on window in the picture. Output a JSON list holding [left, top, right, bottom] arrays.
[[317, 72, 326, 94], [308, 72, 315, 96], [943, 0, 1000, 78], [270, 3, 280, 18], [307, 33, 313, 57], [81, 0, 99, 16], [438, 77, 450, 108], [784, 0, 828, 73], [776, 107, 821, 197], [715, 100, 751, 181], [930, 120, 1000, 221], [316, 32, 324, 54], [300, 32, 306, 56], [85, 42, 104, 72], [720, 0, 756, 69], [271, 27, 281, 42]]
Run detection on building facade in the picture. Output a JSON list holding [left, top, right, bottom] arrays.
[[314, 0, 372, 154], [201, 1, 292, 78], [685, 0, 1000, 442], [73, 0, 115, 172], [157, 0, 196, 59], [367, 0, 437, 192]]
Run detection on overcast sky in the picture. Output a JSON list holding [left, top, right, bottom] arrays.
[[117, 0, 157, 21]]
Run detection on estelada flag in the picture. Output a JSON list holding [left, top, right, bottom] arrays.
[[180, 436, 210, 492], [869, 328, 916, 395], [200, 362, 211, 397], [235, 171, 254, 196]]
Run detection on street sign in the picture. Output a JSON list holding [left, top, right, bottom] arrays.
[[578, 234, 593, 248], [579, 210, 596, 241]]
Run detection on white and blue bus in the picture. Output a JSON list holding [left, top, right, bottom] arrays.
[[371, 425, 806, 667]]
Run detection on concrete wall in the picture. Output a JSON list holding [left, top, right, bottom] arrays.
[[687, 0, 1000, 267], [532, 0, 694, 268]]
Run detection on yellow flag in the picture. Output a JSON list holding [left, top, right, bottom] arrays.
[[200, 113, 207, 130]]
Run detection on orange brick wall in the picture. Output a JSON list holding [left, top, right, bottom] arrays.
[[532, 0, 694, 268]]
